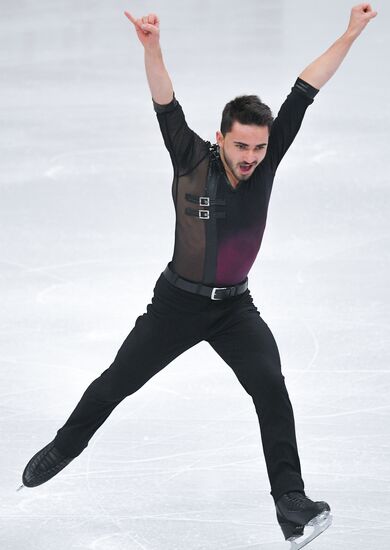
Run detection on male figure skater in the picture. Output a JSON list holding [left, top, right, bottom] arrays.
[[20, 4, 377, 549]]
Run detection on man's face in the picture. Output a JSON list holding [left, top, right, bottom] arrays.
[[216, 121, 269, 184]]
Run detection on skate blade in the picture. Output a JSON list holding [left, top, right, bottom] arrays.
[[288, 510, 332, 550], [16, 484, 25, 492]]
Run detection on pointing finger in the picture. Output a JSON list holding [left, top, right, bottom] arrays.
[[124, 11, 141, 28]]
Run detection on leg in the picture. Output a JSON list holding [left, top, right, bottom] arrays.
[[54, 279, 204, 457], [206, 292, 304, 503], [21, 274, 205, 487]]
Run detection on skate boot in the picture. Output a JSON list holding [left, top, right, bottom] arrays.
[[20, 440, 75, 489], [275, 491, 332, 549]]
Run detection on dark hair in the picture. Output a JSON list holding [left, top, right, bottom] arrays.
[[220, 95, 274, 136]]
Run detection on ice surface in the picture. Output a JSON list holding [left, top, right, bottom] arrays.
[[1, 1, 389, 548]]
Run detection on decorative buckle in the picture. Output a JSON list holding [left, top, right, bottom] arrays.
[[199, 210, 210, 219], [211, 287, 227, 300], [199, 197, 210, 206]]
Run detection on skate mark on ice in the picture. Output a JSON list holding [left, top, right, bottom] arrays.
[[83, 431, 154, 549]]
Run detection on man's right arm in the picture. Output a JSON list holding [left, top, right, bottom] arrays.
[[125, 10, 208, 174], [124, 11, 173, 104], [144, 46, 173, 105]]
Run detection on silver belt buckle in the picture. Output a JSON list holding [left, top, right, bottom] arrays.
[[199, 197, 210, 206], [199, 210, 210, 219], [211, 287, 227, 300]]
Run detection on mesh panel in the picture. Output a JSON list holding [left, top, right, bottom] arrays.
[[172, 157, 210, 282]]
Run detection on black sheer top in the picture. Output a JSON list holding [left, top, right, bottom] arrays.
[[153, 78, 319, 286]]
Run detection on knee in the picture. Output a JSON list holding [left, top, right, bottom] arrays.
[[86, 360, 143, 403], [239, 355, 286, 396]]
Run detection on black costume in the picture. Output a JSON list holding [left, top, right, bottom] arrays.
[[53, 77, 319, 504], [155, 77, 318, 286]]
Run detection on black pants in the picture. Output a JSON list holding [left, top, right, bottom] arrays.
[[54, 268, 305, 503]]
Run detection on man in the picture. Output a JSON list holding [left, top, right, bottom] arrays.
[[20, 4, 377, 549]]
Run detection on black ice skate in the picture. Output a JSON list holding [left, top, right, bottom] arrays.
[[19, 440, 75, 490], [275, 491, 332, 550]]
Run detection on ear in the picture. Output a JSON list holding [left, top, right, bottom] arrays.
[[216, 130, 224, 147]]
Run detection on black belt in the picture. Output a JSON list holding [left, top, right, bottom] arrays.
[[162, 264, 248, 300]]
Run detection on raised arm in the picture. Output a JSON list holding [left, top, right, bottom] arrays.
[[124, 11, 173, 104], [299, 3, 377, 90], [124, 10, 209, 175]]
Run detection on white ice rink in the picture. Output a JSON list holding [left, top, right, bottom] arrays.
[[1, 1, 389, 548]]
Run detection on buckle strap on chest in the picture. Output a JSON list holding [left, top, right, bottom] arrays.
[[185, 193, 226, 207], [185, 207, 226, 219]]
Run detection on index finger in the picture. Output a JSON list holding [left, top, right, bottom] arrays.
[[124, 11, 140, 27]]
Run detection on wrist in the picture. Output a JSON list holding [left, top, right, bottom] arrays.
[[343, 28, 360, 43], [144, 44, 162, 56]]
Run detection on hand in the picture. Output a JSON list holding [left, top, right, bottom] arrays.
[[124, 11, 160, 50], [346, 3, 378, 38]]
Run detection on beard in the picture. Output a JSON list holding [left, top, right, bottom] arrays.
[[221, 148, 255, 182]]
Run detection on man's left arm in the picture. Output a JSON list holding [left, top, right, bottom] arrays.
[[299, 3, 377, 89], [264, 4, 377, 175]]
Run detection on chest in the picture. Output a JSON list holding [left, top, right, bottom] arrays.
[[206, 160, 272, 231]]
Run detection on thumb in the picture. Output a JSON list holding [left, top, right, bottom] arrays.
[[361, 4, 378, 19], [363, 10, 378, 22], [140, 22, 159, 34]]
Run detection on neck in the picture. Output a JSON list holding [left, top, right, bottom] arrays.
[[218, 147, 239, 188]]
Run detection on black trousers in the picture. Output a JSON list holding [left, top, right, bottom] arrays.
[[54, 268, 305, 503]]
